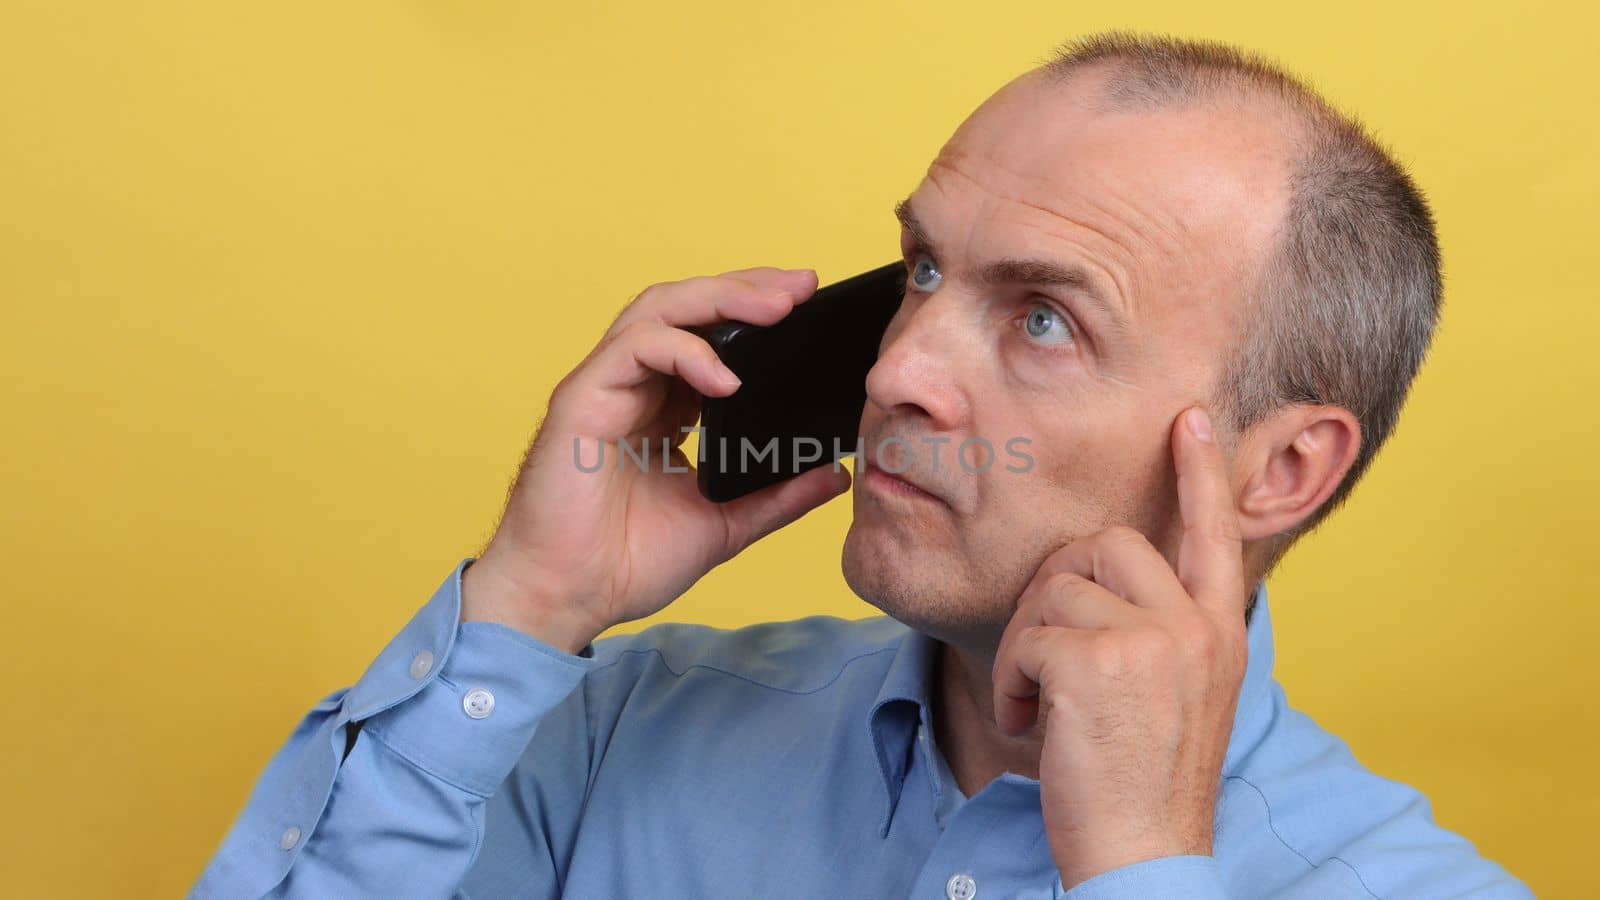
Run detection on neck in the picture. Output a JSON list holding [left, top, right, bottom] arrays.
[[932, 637, 1047, 797]]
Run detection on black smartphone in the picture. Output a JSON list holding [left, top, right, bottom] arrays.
[[696, 261, 906, 503]]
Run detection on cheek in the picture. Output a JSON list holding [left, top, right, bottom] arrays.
[[994, 337, 1101, 420], [972, 406, 1153, 532]]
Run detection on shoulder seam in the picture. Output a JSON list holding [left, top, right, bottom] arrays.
[[1226, 774, 1383, 900], [586, 642, 902, 695]]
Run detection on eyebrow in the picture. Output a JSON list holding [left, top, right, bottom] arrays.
[[894, 197, 1131, 338]]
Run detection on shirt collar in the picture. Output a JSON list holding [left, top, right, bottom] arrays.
[[865, 579, 1278, 837]]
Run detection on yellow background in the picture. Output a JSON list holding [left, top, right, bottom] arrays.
[[2, 1, 1594, 896]]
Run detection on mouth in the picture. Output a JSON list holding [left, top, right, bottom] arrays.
[[859, 456, 947, 506]]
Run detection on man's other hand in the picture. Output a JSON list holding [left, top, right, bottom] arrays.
[[991, 406, 1250, 889]]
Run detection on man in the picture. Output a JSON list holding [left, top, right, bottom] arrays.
[[195, 31, 1532, 899]]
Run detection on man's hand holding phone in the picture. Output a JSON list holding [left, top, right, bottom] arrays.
[[460, 267, 853, 654]]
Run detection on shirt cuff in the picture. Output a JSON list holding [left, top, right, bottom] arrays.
[[1056, 856, 1228, 900], [345, 557, 600, 797]]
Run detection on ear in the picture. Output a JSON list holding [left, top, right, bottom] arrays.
[[1232, 404, 1362, 542]]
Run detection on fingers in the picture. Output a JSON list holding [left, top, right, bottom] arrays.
[[993, 573, 1141, 735], [553, 266, 818, 438], [1037, 574, 1146, 630], [1172, 407, 1246, 618], [717, 464, 852, 558], [1013, 570, 1147, 633], [992, 623, 1092, 737], [547, 321, 738, 439], [1031, 526, 1189, 612], [607, 267, 819, 337], [718, 266, 820, 298], [587, 320, 740, 396]]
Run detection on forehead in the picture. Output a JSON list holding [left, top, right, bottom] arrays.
[[914, 71, 1294, 313]]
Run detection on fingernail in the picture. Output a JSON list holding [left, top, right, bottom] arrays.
[[715, 360, 741, 388], [1187, 408, 1213, 442]]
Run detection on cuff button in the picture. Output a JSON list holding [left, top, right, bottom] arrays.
[[463, 688, 496, 720]]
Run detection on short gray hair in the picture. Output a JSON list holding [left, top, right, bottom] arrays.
[[1041, 31, 1443, 585]]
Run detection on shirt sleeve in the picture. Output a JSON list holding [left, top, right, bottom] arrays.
[[190, 558, 598, 899], [1055, 856, 1228, 900], [1054, 840, 1535, 899]]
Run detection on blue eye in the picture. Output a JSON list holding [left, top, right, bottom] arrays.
[[1022, 302, 1073, 345], [910, 253, 942, 293]]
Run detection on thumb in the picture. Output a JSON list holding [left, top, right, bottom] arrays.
[[717, 465, 852, 556]]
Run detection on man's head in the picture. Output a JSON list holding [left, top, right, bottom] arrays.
[[840, 31, 1441, 651]]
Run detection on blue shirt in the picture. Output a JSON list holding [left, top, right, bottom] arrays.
[[193, 559, 1532, 898]]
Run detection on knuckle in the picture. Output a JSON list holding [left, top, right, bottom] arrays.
[[1130, 628, 1176, 663], [550, 356, 595, 402], [684, 333, 718, 366], [549, 371, 574, 404], [1041, 682, 1072, 714], [1100, 524, 1147, 550], [1204, 618, 1247, 668], [1092, 629, 1172, 676], [1019, 623, 1050, 653], [620, 320, 681, 359], [681, 274, 724, 297], [622, 279, 688, 321], [1182, 618, 1219, 658], [596, 318, 643, 353], [1023, 626, 1067, 670], [1208, 511, 1244, 544], [1085, 632, 1133, 674], [632, 281, 671, 307], [614, 318, 654, 342], [1046, 571, 1091, 597], [1088, 630, 1139, 672]]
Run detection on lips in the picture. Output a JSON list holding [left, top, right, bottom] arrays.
[[859, 448, 947, 505]]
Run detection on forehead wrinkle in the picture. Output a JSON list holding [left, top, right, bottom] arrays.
[[1067, 167, 1193, 276], [935, 147, 1194, 309], [923, 155, 1143, 323], [999, 193, 1144, 324]]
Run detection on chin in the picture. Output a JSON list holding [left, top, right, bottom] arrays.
[[840, 523, 1013, 647], [840, 522, 909, 613]]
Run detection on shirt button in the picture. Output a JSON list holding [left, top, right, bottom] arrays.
[[945, 872, 977, 900], [279, 826, 301, 851], [409, 650, 434, 680], [462, 688, 496, 719]]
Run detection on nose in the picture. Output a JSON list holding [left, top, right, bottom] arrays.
[[864, 289, 971, 431]]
